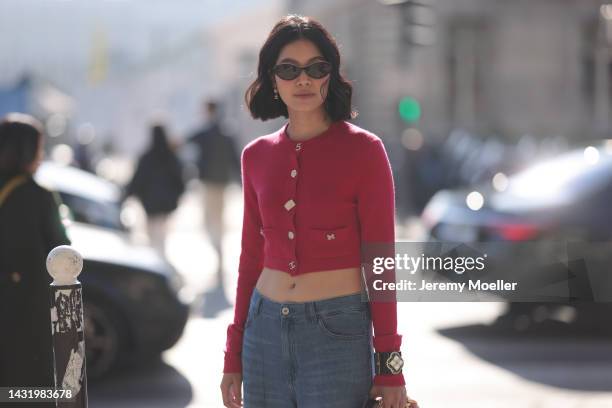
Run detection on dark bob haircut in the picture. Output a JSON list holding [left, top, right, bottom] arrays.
[[0, 113, 44, 177], [245, 14, 357, 121]]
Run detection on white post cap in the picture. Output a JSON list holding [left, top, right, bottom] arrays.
[[46, 245, 84, 285]]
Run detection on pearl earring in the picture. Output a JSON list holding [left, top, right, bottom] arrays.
[[273, 88, 279, 100]]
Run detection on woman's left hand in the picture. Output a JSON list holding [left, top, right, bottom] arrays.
[[369, 384, 419, 408]]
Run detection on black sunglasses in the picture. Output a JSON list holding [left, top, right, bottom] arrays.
[[272, 61, 332, 80]]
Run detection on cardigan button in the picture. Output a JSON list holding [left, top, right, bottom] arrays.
[[291, 169, 297, 178], [289, 261, 296, 270], [284, 199, 296, 211], [288, 231, 295, 240], [295, 143, 302, 151]]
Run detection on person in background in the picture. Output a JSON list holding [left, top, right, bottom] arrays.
[[0, 113, 70, 404], [188, 100, 240, 289], [125, 124, 185, 257]]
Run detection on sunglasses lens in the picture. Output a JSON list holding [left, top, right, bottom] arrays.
[[274, 64, 300, 80], [306, 62, 331, 78], [273, 62, 331, 80]]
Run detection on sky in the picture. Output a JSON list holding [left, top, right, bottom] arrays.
[[0, 0, 280, 87]]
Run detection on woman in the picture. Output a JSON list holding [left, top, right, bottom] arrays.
[[0, 113, 70, 403], [220, 15, 418, 408], [125, 124, 185, 257]]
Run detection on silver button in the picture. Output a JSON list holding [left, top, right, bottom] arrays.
[[326, 233, 336, 240], [281, 307, 290, 316], [291, 169, 298, 178], [284, 199, 296, 211], [289, 261, 296, 270], [288, 231, 295, 240], [295, 143, 302, 151]]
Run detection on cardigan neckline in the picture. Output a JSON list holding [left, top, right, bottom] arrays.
[[279, 120, 343, 146]]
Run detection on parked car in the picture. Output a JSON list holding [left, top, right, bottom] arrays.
[[423, 144, 612, 243], [421, 144, 612, 332], [35, 162, 190, 378]]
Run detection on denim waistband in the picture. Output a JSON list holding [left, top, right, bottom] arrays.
[[251, 287, 370, 320]]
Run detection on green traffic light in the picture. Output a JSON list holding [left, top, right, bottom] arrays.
[[398, 97, 421, 123]]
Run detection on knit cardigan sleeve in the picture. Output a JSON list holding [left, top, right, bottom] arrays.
[[223, 145, 264, 373], [357, 138, 405, 387]]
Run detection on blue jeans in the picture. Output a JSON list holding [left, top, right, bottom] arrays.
[[242, 288, 374, 408]]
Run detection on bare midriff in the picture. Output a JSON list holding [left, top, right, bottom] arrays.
[[255, 266, 363, 302]]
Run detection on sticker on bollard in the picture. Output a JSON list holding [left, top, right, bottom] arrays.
[[47, 245, 88, 408]]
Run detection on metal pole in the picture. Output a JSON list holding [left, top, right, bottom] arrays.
[[46, 245, 88, 408]]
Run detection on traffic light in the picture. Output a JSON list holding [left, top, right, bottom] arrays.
[[398, 96, 422, 123]]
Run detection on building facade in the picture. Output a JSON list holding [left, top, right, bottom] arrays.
[[289, 0, 609, 143]]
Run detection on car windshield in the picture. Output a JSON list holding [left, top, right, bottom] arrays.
[[59, 191, 124, 231], [35, 162, 125, 231]]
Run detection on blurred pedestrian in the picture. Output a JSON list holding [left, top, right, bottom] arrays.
[[188, 100, 240, 289], [219, 15, 418, 408], [125, 124, 185, 257], [0, 113, 70, 402], [74, 142, 94, 173]]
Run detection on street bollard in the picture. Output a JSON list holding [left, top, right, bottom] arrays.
[[46, 245, 88, 408]]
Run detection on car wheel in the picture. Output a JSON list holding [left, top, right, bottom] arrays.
[[83, 299, 126, 379]]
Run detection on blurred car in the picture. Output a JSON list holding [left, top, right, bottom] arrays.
[[421, 144, 612, 331], [35, 162, 190, 378], [422, 144, 612, 243]]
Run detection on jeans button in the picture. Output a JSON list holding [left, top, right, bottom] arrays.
[[281, 307, 290, 316]]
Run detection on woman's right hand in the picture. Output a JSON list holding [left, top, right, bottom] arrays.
[[220, 372, 243, 407]]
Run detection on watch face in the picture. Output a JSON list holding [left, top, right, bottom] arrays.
[[386, 351, 404, 374]]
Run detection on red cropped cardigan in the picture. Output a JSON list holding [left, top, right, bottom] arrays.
[[224, 120, 405, 386]]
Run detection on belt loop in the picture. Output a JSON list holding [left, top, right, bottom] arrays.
[[306, 302, 314, 323], [310, 301, 318, 322], [255, 297, 263, 317]]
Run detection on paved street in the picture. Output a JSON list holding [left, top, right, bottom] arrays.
[[89, 185, 612, 407]]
